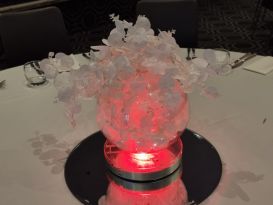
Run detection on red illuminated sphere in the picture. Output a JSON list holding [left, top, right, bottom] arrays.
[[97, 70, 189, 152]]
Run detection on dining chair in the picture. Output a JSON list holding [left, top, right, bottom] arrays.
[[252, 0, 266, 35], [252, 0, 273, 34], [136, 0, 199, 48], [0, 6, 71, 70]]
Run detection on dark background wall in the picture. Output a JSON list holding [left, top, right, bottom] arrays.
[[57, 0, 139, 52], [1, 0, 273, 56], [0, 0, 139, 57], [0, 0, 37, 6]]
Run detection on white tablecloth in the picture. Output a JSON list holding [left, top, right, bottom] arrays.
[[0, 49, 272, 204]]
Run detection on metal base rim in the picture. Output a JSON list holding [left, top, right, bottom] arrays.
[[64, 129, 222, 205], [106, 155, 182, 182], [107, 165, 183, 191]]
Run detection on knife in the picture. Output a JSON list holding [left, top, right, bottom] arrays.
[[230, 53, 257, 69]]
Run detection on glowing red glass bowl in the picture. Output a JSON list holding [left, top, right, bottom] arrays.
[[97, 71, 189, 153]]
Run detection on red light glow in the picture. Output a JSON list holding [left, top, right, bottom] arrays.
[[131, 152, 155, 167], [105, 138, 182, 173], [99, 177, 188, 205], [97, 71, 189, 152], [115, 149, 175, 173]]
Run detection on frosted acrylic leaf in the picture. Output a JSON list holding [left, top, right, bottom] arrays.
[[135, 15, 152, 30], [102, 39, 110, 46], [97, 71, 189, 152], [159, 74, 175, 90], [112, 56, 131, 70], [53, 72, 75, 102], [42, 15, 216, 134], [108, 32, 124, 46], [39, 59, 57, 79], [200, 86, 220, 99], [57, 87, 75, 103], [41, 52, 79, 74], [191, 58, 208, 68], [54, 72, 72, 89], [72, 65, 104, 98], [158, 31, 178, 46], [203, 49, 230, 76], [56, 53, 75, 68], [92, 46, 110, 60], [48, 52, 54, 58], [89, 50, 97, 62]]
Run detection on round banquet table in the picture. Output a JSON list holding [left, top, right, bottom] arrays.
[[0, 49, 272, 205]]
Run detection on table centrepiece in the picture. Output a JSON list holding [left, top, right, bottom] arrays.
[[40, 15, 223, 205]]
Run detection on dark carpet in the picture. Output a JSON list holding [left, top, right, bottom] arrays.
[[1, 0, 273, 59], [198, 0, 273, 55], [65, 0, 273, 55]]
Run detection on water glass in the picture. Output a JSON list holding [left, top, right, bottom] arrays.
[[24, 61, 48, 87], [205, 48, 231, 75]]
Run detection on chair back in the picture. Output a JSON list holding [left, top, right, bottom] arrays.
[[0, 6, 71, 69], [262, 0, 273, 11], [137, 0, 198, 48]]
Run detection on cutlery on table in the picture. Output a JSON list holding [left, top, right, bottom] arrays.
[[191, 48, 197, 59], [186, 48, 192, 60], [230, 53, 257, 69]]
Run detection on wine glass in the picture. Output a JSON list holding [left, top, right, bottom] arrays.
[[204, 48, 231, 76], [24, 60, 48, 87]]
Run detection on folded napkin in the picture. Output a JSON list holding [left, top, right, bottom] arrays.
[[244, 56, 273, 75]]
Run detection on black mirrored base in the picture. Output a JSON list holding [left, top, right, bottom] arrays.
[[64, 129, 222, 205]]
